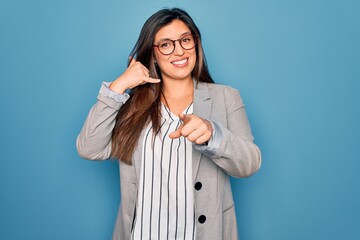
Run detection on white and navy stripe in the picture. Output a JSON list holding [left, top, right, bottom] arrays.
[[131, 103, 195, 239]]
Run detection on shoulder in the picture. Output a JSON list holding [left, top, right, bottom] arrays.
[[196, 81, 245, 110], [197, 81, 241, 98]]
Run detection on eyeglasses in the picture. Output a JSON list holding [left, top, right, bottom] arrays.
[[153, 34, 197, 55]]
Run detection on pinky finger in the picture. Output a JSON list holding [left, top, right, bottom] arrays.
[[145, 77, 161, 83]]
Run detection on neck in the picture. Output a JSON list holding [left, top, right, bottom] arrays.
[[161, 77, 194, 116], [162, 77, 194, 99]]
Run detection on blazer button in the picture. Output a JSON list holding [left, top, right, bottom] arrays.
[[194, 182, 202, 191], [198, 215, 206, 224]]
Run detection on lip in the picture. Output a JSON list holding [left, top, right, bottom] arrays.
[[171, 58, 189, 67]]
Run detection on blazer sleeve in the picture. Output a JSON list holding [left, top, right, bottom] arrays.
[[194, 86, 261, 178], [76, 84, 129, 160]]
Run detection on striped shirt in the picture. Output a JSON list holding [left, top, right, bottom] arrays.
[[131, 103, 196, 240]]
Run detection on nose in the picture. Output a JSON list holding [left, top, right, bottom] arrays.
[[173, 40, 184, 56]]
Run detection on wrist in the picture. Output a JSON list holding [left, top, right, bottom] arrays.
[[109, 80, 127, 94], [205, 119, 214, 135]]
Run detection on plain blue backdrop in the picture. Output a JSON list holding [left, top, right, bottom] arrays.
[[1, 0, 359, 239]]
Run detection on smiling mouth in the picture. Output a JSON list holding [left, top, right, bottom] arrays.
[[171, 58, 188, 66]]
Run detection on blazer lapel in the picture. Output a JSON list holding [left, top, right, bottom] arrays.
[[133, 129, 146, 183], [192, 81, 212, 180]]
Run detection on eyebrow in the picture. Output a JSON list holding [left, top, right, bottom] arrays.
[[157, 31, 192, 42]]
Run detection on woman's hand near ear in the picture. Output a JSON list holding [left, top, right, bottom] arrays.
[[109, 58, 161, 94]]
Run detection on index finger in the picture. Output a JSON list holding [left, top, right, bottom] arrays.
[[169, 124, 184, 139]]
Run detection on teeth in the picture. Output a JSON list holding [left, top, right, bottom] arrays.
[[172, 59, 187, 65]]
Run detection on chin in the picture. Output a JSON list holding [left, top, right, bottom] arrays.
[[171, 71, 193, 81]]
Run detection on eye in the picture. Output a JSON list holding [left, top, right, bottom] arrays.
[[159, 41, 172, 49], [182, 37, 192, 43]]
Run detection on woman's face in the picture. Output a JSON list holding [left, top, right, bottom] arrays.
[[153, 20, 196, 82]]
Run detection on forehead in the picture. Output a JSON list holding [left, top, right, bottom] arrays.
[[154, 20, 191, 41]]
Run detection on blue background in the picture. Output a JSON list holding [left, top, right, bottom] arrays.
[[1, 0, 359, 239]]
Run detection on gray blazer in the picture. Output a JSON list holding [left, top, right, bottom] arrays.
[[77, 81, 261, 240]]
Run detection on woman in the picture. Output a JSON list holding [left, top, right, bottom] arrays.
[[77, 8, 261, 240]]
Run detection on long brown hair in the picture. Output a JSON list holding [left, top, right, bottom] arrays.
[[111, 8, 214, 164]]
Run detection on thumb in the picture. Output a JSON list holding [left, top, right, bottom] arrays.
[[129, 56, 136, 66], [178, 112, 192, 123], [178, 112, 185, 120]]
